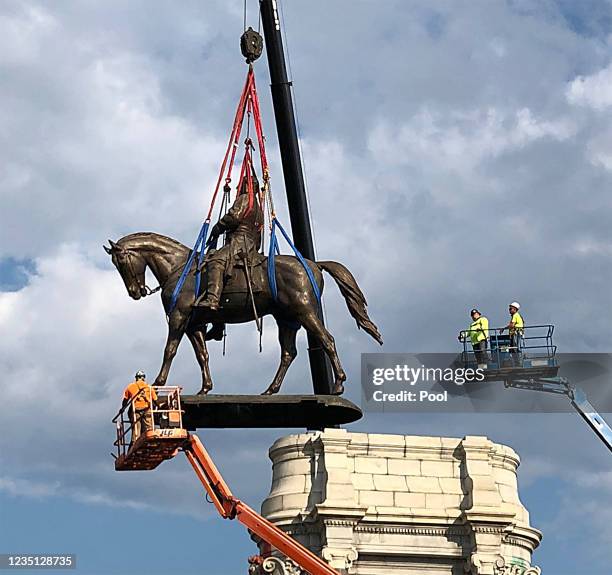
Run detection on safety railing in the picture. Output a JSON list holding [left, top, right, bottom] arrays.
[[459, 324, 557, 370], [112, 386, 184, 460]]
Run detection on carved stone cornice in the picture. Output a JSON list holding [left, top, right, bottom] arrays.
[[354, 524, 469, 537], [503, 524, 543, 552]]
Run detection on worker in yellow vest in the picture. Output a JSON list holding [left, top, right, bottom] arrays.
[[503, 301, 524, 365], [458, 308, 489, 364], [122, 371, 157, 444]]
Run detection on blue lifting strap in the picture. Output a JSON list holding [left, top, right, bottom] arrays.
[[169, 220, 210, 314], [194, 221, 210, 298], [267, 218, 321, 306]]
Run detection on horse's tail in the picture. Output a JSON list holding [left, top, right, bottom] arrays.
[[317, 261, 383, 345]]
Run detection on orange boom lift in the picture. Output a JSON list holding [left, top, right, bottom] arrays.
[[113, 387, 339, 575]]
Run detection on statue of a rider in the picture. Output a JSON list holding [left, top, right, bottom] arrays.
[[194, 169, 264, 338]]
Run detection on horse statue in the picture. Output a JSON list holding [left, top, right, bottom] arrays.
[[105, 232, 382, 395]]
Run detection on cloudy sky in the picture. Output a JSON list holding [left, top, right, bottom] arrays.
[[1, 1, 611, 574]]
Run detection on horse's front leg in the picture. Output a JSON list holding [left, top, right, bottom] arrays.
[[154, 314, 187, 387], [187, 328, 213, 394]]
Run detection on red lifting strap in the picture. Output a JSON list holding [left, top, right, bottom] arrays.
[[206, 67, 269, 222]]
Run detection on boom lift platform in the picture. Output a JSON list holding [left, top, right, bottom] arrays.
[[459, 325, 612, 453], [113, 387, 339, 575], [460, 324, 559, 381]]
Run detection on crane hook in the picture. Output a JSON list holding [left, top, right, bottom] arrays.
[[240, 27, 263, 64]]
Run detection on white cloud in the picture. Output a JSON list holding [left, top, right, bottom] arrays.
[[586, 125, 612, 171], [574, 469, 612, 490], [0, 3, 230, 260], [566, 62, 612, 173], [567, 62, 612, 111], [0, 245, 156, 401], [0, 4, 57, 66], [0, 476, 60, 499], [369, 107, 575, 178], [572, 237, 612, 256]]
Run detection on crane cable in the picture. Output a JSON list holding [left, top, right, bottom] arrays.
[[169, 66, 268, 314]]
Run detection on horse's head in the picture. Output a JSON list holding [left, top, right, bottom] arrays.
[[104, 239, 148, 300]]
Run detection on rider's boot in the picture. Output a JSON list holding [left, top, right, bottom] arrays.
[[205, 323, 225, 341], [194, 262, 224, 311]]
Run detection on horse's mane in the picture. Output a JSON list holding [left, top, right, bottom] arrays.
[[117, 232, 190, 254]]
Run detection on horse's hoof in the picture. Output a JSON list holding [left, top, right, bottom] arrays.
[[261, 386, 279, 396], [332, 382, 345, 395], [197, 387, 212, 395]]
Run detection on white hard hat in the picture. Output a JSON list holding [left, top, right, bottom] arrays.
[[510, 301, 521, 310]]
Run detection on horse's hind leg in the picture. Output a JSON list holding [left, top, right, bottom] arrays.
[[187, 328, 213, 395], [297, 310, 347, 395], [262, 322, 298, 395]]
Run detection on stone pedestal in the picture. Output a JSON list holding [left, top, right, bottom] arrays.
[[254, 430, 542, 575]]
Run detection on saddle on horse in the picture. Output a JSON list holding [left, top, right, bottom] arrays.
[[211, 251, 267, 302], [195, 253, 267, 341]]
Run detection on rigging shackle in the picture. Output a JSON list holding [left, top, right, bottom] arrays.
[[240, 27, 264, 64]]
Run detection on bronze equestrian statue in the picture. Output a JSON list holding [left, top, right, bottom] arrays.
[[105, 194, 382, 395]]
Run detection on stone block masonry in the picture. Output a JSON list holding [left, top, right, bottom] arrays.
[[255, 430, 542, 575]]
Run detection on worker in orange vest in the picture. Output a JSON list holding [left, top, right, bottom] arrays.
[[122, 371, 157, 444]]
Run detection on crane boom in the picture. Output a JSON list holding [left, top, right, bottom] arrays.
[[505, 377, 612, 453]]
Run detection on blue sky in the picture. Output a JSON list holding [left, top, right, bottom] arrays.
[[1, 1, 612, 574], [0, 258, 34, 291]]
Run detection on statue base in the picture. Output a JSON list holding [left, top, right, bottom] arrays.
[[181, 394, 362, 429], [253, 429, 542, 575]]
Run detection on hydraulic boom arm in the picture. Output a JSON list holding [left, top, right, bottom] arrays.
[[506, 377, 612, 453], [569, 386, 612, 453], [184, 434, 339, 575]]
